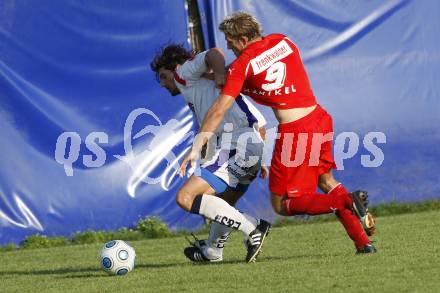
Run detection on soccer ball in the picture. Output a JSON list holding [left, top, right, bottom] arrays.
[[100, 240, 136, 276]]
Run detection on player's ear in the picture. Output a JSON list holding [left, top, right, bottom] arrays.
[[239, 36, 249, 47]]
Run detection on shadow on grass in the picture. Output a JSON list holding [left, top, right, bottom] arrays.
[[0, 251, 351, 278], [179, 251, 349, 267], [0, 267, 100, 277], [0, 262, 187, 278], [63, 263, 192, 279]]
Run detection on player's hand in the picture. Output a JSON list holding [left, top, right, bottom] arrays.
[[259, 165, 269, 179], [177, 150, 199, 177]]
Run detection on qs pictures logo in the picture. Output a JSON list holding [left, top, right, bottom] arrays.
[[54, 108, 194, 189]]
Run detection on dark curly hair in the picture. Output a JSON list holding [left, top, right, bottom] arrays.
[[150, 44, 194, 80]]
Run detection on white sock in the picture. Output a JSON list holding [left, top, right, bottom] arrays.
[[242, 212, 259, 228], [206, 212, 258, 258], [241, 213, 259, 245], [207, 222, 232, 250], [198, 195, 257, 235], [203, 222, 232, 258]]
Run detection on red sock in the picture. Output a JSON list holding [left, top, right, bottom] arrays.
[[283, 191, 351, 216], [283, 184, 370, 249], [329, 183, 370, 248], [336, 209, 371, 249], [328, 183, 352, 207]]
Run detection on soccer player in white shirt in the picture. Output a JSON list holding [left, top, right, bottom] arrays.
[[150, 44, 270, 263]]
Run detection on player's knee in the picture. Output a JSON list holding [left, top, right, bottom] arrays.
[[272, 204, 287, 216], [318, 172, 339, 193], [176, 188, 194, 211], [270, 193, 288, 216]]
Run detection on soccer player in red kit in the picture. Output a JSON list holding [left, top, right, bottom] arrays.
[[179, 12, 377, 254]]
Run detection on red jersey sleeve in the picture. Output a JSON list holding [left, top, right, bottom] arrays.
[[221, 53, 250, 98]]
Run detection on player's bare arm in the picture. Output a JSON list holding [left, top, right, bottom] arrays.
[[205, 48, 226, 88]]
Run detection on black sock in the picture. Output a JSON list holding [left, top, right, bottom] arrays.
[[190, 195, 203, 214]]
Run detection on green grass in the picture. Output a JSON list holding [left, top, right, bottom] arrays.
[[274, 199, 440, 226], [3, 200, 439, 251], [2, 211, 440, 292]]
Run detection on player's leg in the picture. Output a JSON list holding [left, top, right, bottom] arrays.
[[203, 175, 268, 260], [318, 171, 376, 236], [220, 188, 243, 206], [270, 192, 288, 215], [204, 143, 270, 262], [201, 189, 244, 261], [176, 175, 214, 209], [270, 105, 375, 252], [178, 173, 268, 262], [314, 113, 376, 238], [185, 187, 262, 262], [176, 175, 257, 235], [317, 170, 339, 193], [270, 190, 351, 216], [270, 189, 373, 252], [199, 130, 270, 262], [177, 175, 223, 262]]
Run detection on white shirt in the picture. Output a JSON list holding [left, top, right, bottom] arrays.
[[174, 51, 266, 140]]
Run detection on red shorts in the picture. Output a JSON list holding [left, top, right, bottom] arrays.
[[269, 104, 336, 196]]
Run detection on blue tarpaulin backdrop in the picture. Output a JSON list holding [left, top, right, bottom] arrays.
[[1, 0, 439, 244]]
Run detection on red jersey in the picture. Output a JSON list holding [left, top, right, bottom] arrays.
[[221, 34, 316, 109]]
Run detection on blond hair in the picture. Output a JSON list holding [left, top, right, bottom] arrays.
[[219, 11, 262, 40]]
